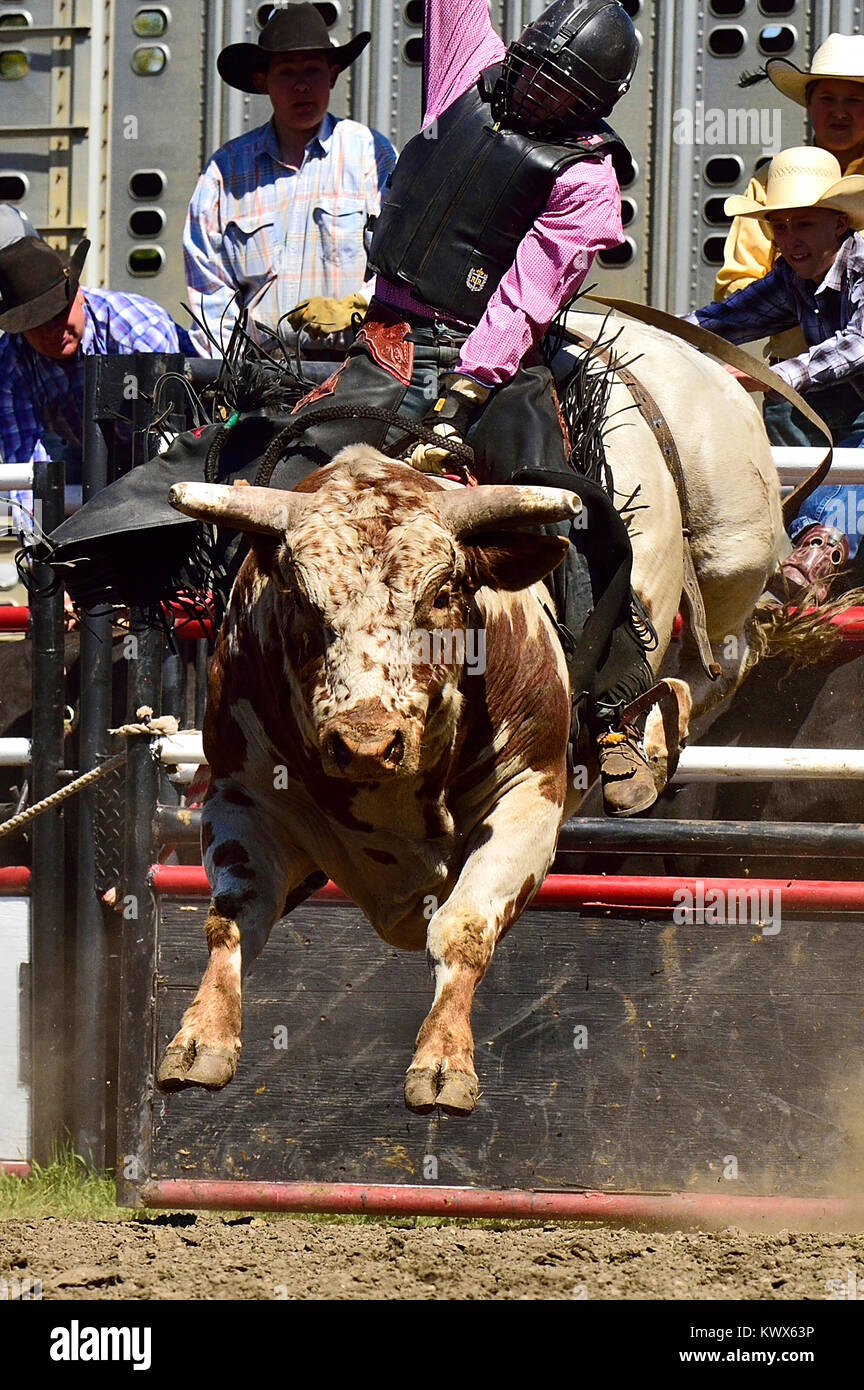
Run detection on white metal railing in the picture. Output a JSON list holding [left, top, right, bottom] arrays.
[[773, 448, 864, 485], [672, 748, 864, 782], [0, 740, 31, 766], [155, 736, 864, 783], [0, 455, 858, 501], [0, 464, 35, 492]]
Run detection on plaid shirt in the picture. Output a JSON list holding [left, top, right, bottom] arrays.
[[0, 286, 183, 467], [686, 232, 864, 398], [376, 0, 625, 387], [184, 113, 397, 356]]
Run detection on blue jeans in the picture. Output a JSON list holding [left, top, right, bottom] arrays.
[[764, 385, 864, 557]]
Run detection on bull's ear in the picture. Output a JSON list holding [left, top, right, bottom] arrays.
[[465, 531, 570, 592]]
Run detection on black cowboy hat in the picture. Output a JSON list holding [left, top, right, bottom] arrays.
[[217, 4, 370, 94], [0, 234, 89, 334]]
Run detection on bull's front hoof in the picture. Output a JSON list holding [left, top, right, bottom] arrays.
[[404, 1067, 438, 1114], [404, 1066, 479, 1116], [156, 1043, 195, 1092], [185, 1045, 238, 1089], [435, 1070, 479, 1116], [156, 1042, 238, 1093]]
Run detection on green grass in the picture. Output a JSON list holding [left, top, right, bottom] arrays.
[[0, 1145, 131, 1221]]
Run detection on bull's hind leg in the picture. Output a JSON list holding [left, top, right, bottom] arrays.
[[643, 678, 693, 790], [405, 780, 564, 1117], [157, 781, 317, 1092], [660, 622, 757, 742]]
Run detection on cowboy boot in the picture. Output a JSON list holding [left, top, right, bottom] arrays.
[[596, 723, 658, 816]]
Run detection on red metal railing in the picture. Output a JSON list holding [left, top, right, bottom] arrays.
[[0, 867, 31, 893], [148, 865, 864, 912], [139, 1178, 864, 1228]]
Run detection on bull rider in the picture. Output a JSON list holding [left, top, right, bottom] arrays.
[[275, 0, 660, 817]]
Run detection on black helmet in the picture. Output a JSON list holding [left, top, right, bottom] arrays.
[[494, 0, 639, 134]]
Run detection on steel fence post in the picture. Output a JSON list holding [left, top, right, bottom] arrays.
[[29, 456, 67, 1163]]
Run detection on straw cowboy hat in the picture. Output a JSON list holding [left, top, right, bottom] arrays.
[[0, 233, 89, 333], [767, 33, 864, 106], [217, 4, 370, 94], [724, 147, 864, 229]]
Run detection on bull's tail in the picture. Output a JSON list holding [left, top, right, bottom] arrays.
[[749, 586, 864, 671]]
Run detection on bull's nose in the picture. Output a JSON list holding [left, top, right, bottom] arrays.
[[324, 726, 406, 778]]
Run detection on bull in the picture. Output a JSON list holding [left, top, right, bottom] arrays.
[[157, 314, 788, 1115]]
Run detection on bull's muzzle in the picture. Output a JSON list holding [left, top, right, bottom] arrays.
[[321, 713, 416, 780]]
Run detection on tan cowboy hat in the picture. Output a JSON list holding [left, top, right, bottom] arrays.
[[218, 4, 370, 94], [767, 33, 864, 106], [724, 147, 864, 229]]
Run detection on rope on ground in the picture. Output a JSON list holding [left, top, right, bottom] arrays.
[[0, 707, 182, 841]]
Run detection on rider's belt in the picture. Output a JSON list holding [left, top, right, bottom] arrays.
[[568, 328, 721, 683]]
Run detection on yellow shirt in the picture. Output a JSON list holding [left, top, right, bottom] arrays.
[[713, 153, 864, 359]]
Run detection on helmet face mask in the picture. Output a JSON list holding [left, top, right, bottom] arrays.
[[497, 42, 602, 134], [494, 0, 638, 135]]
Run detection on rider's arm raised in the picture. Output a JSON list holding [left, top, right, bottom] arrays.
[[423, 0, 505, 125]]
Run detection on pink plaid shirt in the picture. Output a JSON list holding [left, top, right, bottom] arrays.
[[376, 0, 624, 387]]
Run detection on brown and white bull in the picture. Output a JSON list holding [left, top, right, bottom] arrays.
[[157, 314, 788, 1115]]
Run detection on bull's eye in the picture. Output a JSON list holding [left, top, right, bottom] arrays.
[[432, 588, 450, 610]]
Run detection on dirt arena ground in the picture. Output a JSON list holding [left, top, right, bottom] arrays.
[[2, 1216, 864, 1300]]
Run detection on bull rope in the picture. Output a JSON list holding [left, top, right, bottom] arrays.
[[0, 709, 183, 841], [249, 404, 478, 487]]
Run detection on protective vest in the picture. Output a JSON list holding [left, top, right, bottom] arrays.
[[368, 65, 630, 326]]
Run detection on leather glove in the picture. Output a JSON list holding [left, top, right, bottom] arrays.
[[286, 293, 368, 339], [408, 375, 491, 472]]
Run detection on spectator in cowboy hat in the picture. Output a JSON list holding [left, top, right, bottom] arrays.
[[183, 2, 396, 358], [686, 146, 864, 598], [717, 35, 864, 366], [0, 219, 192, 524]]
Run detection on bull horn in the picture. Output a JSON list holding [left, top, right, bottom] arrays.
[[435, 484, 582, 538], [168, 482, 309, 535]]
